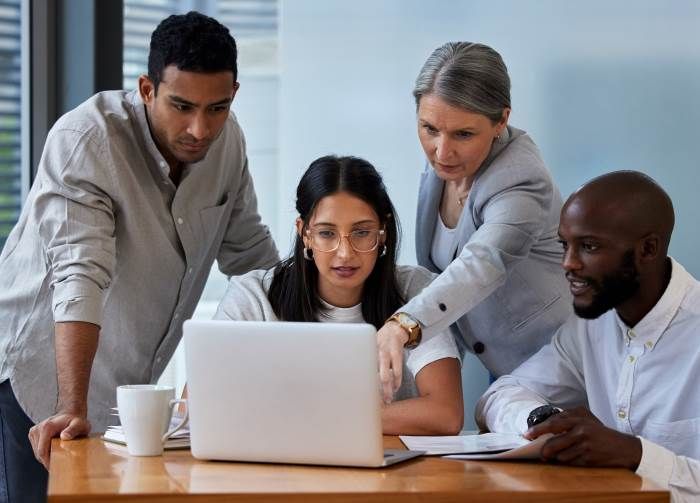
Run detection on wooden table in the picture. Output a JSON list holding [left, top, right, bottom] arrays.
[[48, 436, 669, 502]]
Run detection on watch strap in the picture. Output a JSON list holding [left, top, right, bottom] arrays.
[[388, 312, 422, 349]]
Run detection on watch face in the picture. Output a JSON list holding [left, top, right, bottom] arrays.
[[394, 313, 421, 349], [527, 405, 561, 428], [399, 313, 417, 329]]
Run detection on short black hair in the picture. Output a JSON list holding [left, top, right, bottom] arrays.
[[148, 11, 237, 92]]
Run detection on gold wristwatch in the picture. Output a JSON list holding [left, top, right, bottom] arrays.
[[388, 312, 422, 349]]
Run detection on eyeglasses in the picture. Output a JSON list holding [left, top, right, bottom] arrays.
[[306, 227, 385, 253]]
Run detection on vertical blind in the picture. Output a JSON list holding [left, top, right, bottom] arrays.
[[0, 0, 279, 251], [0, 0, 21, 251], [124, 0, 278, 90], [123, 0, 180, 90], [217, 0, 277, 38]]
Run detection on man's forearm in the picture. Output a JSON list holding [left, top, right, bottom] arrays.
[[54, 321, 100, 415]]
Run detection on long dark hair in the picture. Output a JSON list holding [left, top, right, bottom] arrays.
[[267, 155, 404, 329]]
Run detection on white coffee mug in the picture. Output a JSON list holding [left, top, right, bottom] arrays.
[[116, 384, 188, 456]]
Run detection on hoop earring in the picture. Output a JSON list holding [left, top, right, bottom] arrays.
[[303, 247, 313, 260]]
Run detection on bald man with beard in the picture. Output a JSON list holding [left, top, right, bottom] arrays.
[[476, 171, 700, 502]]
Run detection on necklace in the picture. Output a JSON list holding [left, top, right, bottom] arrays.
[[447, 179, 470, 208]]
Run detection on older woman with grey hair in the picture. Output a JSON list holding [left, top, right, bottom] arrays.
[[378, 42, 571, 402]]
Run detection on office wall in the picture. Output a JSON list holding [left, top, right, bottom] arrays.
[[276, 0, 700, 428]]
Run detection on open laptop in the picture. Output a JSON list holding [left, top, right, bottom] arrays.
[[183, 320, 423, 467]]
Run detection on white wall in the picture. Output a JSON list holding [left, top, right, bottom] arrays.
[[274, 0, 700, 428], [164, 1, 700, 430]]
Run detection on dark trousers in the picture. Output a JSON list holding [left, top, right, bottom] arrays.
[[0, 380, 48, 503]]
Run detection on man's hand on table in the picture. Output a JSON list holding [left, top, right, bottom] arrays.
[[524, 406, 642, 469], [28, 411, 91, 469], [30, 321, 100, 468]]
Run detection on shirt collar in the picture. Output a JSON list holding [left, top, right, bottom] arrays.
[[614, 257, 692, 349], [128, 90, 172, 179], [319, 298, 362, 311]]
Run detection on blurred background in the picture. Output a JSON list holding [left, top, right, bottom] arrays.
[[2, 0, 699, 429]]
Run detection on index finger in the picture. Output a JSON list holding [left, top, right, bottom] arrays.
[[525, 414, 580, 439], [34, 419, 64, 469], [539, 429, 581, 461], [378, 351, 394, 404], [389, 347, 403, 392]]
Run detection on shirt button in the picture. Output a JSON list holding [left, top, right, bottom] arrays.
[[177, 217, 184, 225], [618, 409, 627, 419], [156, 356, 162, 363], [438, 303, 447, 312], [627, 329, 636, 339], [628, 355, 635, 363], [173, 312, 180, 319], [473, 341, 485, 354], [645, 341, 653, 349], [188, 268, 193, 274]]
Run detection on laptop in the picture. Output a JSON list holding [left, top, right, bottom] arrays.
[[183, 320, 423, 467]]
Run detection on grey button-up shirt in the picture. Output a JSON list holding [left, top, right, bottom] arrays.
[[0, 90, 279, 431]]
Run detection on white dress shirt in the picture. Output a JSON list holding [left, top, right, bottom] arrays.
[[476, 258, 700, 502]]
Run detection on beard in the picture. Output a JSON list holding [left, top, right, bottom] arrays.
[[573, 250, 640, 319]]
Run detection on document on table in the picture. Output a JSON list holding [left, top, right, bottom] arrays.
[[102, 415, 190, 450], [399, 432, 550, 460]]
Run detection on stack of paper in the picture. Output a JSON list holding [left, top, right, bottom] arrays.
[[102, 416, 190, 450], [400, 432, 549, 460]]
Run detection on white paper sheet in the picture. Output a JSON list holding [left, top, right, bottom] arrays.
[[102, 415, 190, 449], [445, 434, 551, 460], [400, 432, 551, 460]]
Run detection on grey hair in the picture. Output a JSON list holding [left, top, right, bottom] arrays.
[[413, 42, 511, 123]]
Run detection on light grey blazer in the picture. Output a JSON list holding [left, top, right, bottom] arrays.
[[402, 125, 572, 376]]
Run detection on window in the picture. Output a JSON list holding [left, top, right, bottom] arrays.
[[123, 0, 278, 89], [123, 0, 180, 90], [0, 0, 22, 251]]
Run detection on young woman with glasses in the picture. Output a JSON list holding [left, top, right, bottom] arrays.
[[214, 155, 464, 435]]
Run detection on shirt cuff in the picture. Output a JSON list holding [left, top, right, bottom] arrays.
[[635, 436, 675, 490], [515, 400, 549, 434], [52, 278, 104, 326]]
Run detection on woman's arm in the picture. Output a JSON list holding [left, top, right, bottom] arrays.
[[404, 162, 557, 339], [382, 357, 463, 435], [213, 269, 277, 321], [379, 144, 561, 400]]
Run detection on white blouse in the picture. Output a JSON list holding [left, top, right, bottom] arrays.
[[430, 212, 459, 272]]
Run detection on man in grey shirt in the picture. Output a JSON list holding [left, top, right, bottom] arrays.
[[0, 12, 278, 502]]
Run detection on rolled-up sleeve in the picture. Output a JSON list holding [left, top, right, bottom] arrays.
[[475, 319, 587, 433], [402, 167, 554, 338], [37, 128, 116, 326]]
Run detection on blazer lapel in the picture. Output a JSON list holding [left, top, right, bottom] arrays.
[[416, 163, 443, 272]]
